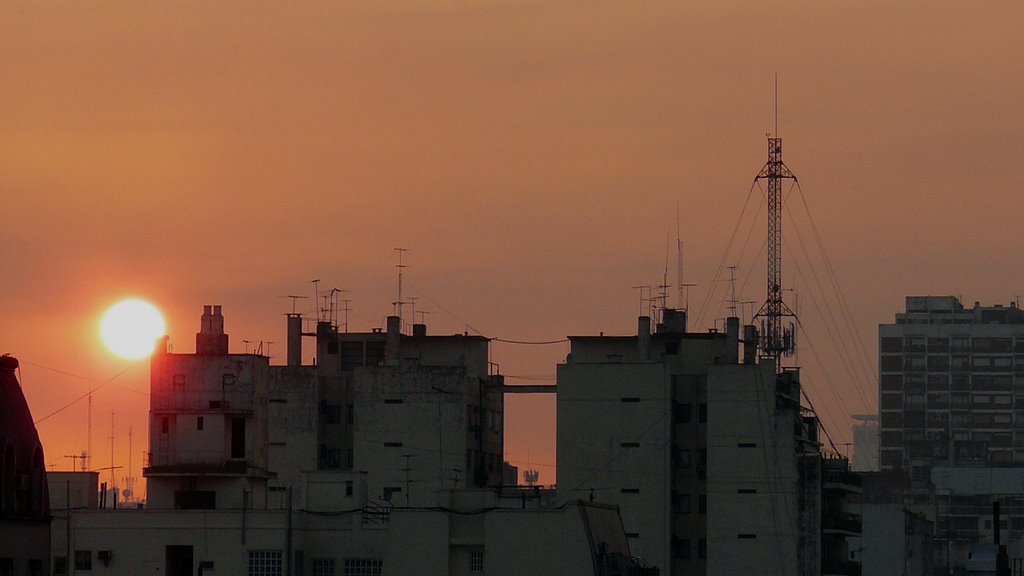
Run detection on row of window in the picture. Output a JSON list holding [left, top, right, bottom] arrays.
[[881, 336, 1024, 354], [881, 354, 1022, 373], [881, 373, 1020, 392]]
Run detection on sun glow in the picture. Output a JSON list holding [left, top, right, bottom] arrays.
[[100, 299, 167, 360]]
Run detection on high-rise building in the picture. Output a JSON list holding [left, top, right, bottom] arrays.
[[878, 296, 1024, 475], [878, 295, 1024, 573], [557, 310, 850, 576]]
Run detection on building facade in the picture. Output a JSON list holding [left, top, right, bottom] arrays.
[[557, 310, 839, 576], [878, 296, 1024, 574]]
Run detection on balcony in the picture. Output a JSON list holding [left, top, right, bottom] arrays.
[[822, 559, 861, 576], [822, 512, 862, 535]]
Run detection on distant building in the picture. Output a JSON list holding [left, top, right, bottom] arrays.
[[851, 414, 879, 472], [0, 355, 50, 576], [556, 310, 848, 576], [878, 295, 1024, 574], [879, 296, 1024, 473]]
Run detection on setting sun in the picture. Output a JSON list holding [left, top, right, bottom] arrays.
[[100, 299, 167, 360]]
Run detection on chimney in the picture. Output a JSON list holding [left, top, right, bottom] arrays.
[[286, 314, 302, 367], [196, 305, 229, 355], [638, 316, 651, 360], [743, 325, 758, 364], [412, 323, 427, 337], [725, 317, 740, 363], [386, 316, 401, 365]]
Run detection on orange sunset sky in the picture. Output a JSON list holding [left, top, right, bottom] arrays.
[[2, 1, 1024, 493]]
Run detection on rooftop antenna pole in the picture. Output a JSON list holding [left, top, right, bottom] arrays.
[[310, 279, 321, 322], [727, 265, 739, 318], [753, 75, 798, 366], [340, 289, 351, 333], [393, 248, 410, 330], [631, 285, 651, 317]]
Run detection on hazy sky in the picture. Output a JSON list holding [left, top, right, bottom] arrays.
[[3, 1, 1023, 488]]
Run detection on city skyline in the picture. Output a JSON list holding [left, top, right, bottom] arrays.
[[3, 1, 1024, 493]]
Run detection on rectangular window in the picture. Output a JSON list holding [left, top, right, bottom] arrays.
[[74, 551, 92, 571], [699, 494, 707, 514], [312, 558, 336, 576], [384, 398, 403, 404], [674, 403, 692, 423], [384, 442, 403, 448], [345, 481, 353, 497], [161, 417, 169, 434], [469, 551, 484, 573], [621, 397, 640, 403], [737, 442, 757, 448], [197, 416, 204, 431], [674, 448, 691, 468], [322, 405, 342, 424], [54, 557, 67, 576], [738, 488, 757, 494], [620, 442, 640, 448], [738, 533, 758, 539], [248, 551, 283, 576], [342, 559, 383, 576], [698, 539, 706, 559], [698, 404, 707, 423], [222, 373, 237, 385], [675, 493, 691, 513], [620, 488, 640, 494], [674, 538, 691, 559], [231, 417, 246, 459]]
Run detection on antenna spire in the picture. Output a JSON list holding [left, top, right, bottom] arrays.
[[753, 81, 798, 366]]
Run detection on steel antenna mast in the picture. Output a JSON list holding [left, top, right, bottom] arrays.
[[753, 77, 798, 365]]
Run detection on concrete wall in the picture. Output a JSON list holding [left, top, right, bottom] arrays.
[[557, 361, 670, 571]]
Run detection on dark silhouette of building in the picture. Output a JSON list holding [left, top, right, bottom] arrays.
[[0, 355, 50, 575]]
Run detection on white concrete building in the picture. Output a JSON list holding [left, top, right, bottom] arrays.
[[50, 305, 637, 575], [557, 311, 830, 576]]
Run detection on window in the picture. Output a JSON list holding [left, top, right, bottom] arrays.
[[342, 559, 382, 576], [674, 538, 691, 559], [384, 442, 403, 448], [698, 539, 706, 559], [737, 442, 757, 448], [345, 481, 353, 497], [322, 405, 341, 425], [223, 374, 236, 385], [620, 442, 640, 448], [674, 403, 692, 423], [698, 404, 707, 423], [620, 488, 640, 494], [197, 416, 204, 431], [161, 417, 169, 434], [54, 557, 68, 576], [738, 533, 758, 539], [384, 398, 403, 404], [248, 551, 283, 576], [675, 493, 691, 513], [699, 494, 706, 514], [469, 551, 484, 573], [738, 488, 757, 494], [312, 559, 336, 576], [74, 551, 92, 571], [621, 397, 640, 403], [674, 448, 691, 468]]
